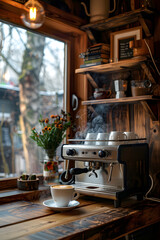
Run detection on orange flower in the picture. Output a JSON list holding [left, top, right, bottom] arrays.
[[54, 120, 59, 124], [40, 119, 45, 123], [45, 118, 49, 123], [58, 124, 63, 129], [30, 110, 71, 152]]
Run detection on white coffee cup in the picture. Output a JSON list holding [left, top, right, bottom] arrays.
[[50, 185, 80, 207], [123, 132, 139, 144], [108, 131, 127, 145], [96, 133, 109, 145], [84, 132, 97, 145]]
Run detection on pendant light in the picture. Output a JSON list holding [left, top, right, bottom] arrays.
[[21, 0, 45, 29]]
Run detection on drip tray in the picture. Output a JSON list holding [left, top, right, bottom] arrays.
[[74, 182, 123, 200]]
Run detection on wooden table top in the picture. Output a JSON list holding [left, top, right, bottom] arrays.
[[0, 189, 160, 240]]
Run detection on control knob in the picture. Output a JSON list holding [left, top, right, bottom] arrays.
[[66, 149, 76, 156], [98, 150, 110, 158]]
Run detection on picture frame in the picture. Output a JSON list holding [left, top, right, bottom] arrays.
[[110, 26, 142, 62]]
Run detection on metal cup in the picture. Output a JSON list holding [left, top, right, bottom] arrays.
[[114, 80, 128, 98]]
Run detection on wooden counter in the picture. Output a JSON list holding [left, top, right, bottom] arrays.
[[0, 187, 160, 240]]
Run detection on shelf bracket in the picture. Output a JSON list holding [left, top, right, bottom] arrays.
[[85, 29, 97, 45], [86, 73, 98, 88], [138, 15, 151, 37], [140, 101, 158, 121], [140, 63, 156, 84]]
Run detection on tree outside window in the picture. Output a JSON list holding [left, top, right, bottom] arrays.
[[0, 21, 65, 177]]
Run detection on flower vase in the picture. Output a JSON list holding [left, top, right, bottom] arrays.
[[43, 149, 59, 186]]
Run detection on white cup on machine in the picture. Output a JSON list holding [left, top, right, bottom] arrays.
[[123, 132, 139, 144], [84, 133, 97, 145], [96, 133, 109, 145], [108, 131, 127, 145]]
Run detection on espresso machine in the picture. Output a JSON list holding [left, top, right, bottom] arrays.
[[61, 142, 149, 207]]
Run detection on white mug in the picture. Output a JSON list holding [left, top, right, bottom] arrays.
[[124, 132, 139, 144], [50, 185, 80, 207], [108, 131, 127, 145], [96, 133, 109, 145], [84, 132, 97, 145]]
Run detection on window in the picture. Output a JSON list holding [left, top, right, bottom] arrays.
[[0, 21, 66, 177], [0, 0, 86, 186]]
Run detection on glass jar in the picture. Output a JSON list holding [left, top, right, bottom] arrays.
[[43, 150, 59, 186], [130, 80, 152, 96]]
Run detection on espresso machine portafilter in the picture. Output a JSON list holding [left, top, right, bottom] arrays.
[[61, 143, 149, 207]]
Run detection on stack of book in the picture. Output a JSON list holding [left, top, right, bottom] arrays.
[[79, 43, 110, 68]]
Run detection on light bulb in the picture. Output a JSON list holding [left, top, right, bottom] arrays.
[[21, 0, 45, 29], [30, 7, 37, 21]]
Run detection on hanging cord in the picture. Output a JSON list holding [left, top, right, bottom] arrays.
[[145, 174, 160, 203], [144, 39, 160, 76], [145, 174, 153, 198], [143, 39, 160, 203]]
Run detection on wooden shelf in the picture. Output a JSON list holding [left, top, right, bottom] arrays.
[[82, 95, 159, 106], [82, 95, 160, 121], [75, 56, 147, 74], [77, 8, 158, 122], [81, 8, 153, 32]]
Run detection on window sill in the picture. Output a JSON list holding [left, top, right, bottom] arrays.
[[0, 185, 50, 204], [0, 174, 49, 204], [0, 175, 43, 190]]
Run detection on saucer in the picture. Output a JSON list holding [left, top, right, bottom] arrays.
[[43, 199, 80, 211]]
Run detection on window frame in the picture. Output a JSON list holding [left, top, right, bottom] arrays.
[[0, 0, 87, 189]]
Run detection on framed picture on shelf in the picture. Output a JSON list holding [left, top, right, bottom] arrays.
[[110, 26, 142, 62]]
